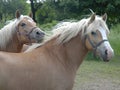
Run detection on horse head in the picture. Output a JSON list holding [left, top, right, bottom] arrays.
[[15, 10, 45, 44], [84, 13, 114, 61]]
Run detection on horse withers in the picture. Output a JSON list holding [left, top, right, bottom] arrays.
[[0, 10, 45, 52], [0, 13, 114, 90]]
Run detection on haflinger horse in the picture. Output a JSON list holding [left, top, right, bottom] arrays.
[[0, 13, 114, 90], [0, 10, 45, 53]]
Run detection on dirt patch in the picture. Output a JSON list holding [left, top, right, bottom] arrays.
[[73, 78, 120, 90]]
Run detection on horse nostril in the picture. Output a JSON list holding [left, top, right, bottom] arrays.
[[105, 50, 108, 55], [36, 31, 45, 36]]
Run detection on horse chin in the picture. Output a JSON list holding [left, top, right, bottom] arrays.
[[99, 53, 110, 62], [38, 38, 44, 43], [101, 57, 110, 62], [95, 50, 110, 62], [34, 38, 45, 43]]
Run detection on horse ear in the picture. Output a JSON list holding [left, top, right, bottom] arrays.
[[29, 12, 33, 18], [88, 13, 96, 24], [102, 13, 107, 22], [15, 10, 21, 18]]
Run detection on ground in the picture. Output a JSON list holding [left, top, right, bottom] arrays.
[[73, 56, 120, 90]]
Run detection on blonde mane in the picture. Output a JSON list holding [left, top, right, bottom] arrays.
[[52, 15, 109, 44], [25, 15, 110, 52], [0, 15, 33, 49]]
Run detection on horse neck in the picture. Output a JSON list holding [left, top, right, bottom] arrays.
[[63, 34, 88, 71], [41, 34, 88, 72], [5, 32, 23, 53]]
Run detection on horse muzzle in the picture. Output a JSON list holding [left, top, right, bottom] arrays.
[[29, 27, 45, 43], [96, 42, 114, 62]]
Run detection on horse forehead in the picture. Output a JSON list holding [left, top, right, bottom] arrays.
[[98, 27, 108, 39], [89, 20, 107, 31], [20, 17, 35, 24]]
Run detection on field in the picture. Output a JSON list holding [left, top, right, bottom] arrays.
[[73, 58, 120, 90]]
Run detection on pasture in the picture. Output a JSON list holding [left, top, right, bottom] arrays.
[[74, 58, 120, 90]]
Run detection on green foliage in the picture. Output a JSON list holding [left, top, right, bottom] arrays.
[[35, 0, 120, 27], [36, 2, 57, 24], [0, 0, 29, 22], [109, 24, 120, 56], [1, 0, 120, 26], [39, 20, 58, 31], [36, 0, 81, 23]]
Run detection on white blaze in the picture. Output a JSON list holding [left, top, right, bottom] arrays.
[[99, 27, 114, 59]]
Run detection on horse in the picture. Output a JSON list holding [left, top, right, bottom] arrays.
[[0, 13, 114, 90], [0, 10, 45, 53]]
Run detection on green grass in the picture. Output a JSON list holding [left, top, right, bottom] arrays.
[[73, 57, 120, 90], [109, 24, 120, 56]]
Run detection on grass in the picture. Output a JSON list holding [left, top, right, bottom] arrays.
[[73, 57, 120, 90], [109, 24, 120, 56]]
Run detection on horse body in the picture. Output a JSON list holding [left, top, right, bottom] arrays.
[[0, 13, 114, 90], [0, 35, 87, 90]]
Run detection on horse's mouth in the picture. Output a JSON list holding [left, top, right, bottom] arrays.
[[93, 51, 110, 62], [102, 58, 110, 62], [37, 37, 44, 43], [99, 54, 110, 62]]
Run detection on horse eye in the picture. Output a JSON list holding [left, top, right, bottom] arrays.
[[21, 23, 26, 27], [91, 31, 96, 35]]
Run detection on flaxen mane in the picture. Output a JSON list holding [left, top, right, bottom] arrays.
[[52, 15, 109, 44], [25, 15, 109, 52]]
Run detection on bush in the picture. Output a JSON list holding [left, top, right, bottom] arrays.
[[39, 20, 58, 31]]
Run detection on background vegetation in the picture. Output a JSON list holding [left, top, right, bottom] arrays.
[[0, 0, 120, 26]]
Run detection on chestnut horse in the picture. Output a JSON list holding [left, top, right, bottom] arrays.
[[0, 10, 45, 52], [0, 13, 114, 90]]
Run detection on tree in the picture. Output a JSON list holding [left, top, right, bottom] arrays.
[[36, 0, 120, 27], [29, 0, 43, 22]]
